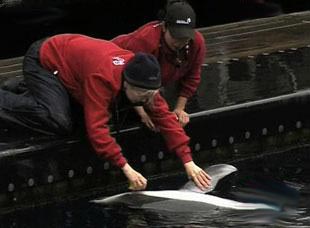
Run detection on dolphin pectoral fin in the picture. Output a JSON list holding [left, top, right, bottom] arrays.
[[180, 164, 237, 193], [91, 192, 129, 204]]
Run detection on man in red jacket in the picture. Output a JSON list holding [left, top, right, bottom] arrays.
[[112, 0, 205, 131], [0, 34, 211, 191]]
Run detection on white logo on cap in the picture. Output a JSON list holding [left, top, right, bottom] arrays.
[[149, 76, 158, 81], [176, 18, 191, 25], [112, 57, 125, 65]]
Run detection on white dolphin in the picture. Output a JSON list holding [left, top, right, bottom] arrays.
[[92, 164, 280, 212]]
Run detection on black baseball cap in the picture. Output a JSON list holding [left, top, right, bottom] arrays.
[[165, 2, 196, 39]]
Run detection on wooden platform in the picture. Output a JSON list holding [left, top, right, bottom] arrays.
[[200, 11, 310, 63]]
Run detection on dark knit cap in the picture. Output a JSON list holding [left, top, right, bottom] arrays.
[[124, 53, 161, 89]]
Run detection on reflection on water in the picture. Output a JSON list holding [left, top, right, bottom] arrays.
[[195, 46, 310, 112], [1, 147, 309, 227]]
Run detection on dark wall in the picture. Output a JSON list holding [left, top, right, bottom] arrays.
[[1, 0, 309, 58], [0, 0, 166, 58]]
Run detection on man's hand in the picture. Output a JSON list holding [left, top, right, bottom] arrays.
[[174, 109, 190, 127], [122, 163, 147, 191], [134, 106, 158, 132], [184, 161, 212, 191]]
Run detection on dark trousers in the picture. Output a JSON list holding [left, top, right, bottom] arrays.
[[0, 39, 72, 135]]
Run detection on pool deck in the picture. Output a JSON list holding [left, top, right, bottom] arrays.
[[200, 11, 310, 62]]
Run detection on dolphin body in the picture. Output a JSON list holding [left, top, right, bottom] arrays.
[[92, 164, 280, 212]]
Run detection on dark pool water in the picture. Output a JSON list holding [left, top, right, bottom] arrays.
[[1, 146, 309, 228]]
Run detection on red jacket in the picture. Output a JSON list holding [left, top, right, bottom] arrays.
[[40, 34, 192, 168], [112, 21, 206, 98]]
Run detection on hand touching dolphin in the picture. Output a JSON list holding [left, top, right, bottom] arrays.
[[184, 161, 212, 191]]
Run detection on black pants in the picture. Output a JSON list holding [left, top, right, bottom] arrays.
[[0, 39, 72, 135]]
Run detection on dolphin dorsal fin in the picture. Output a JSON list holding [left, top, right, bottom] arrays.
[[180, 164, 237, 194]]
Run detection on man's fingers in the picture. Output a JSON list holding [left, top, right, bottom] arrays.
[[177, 113, 189, 126], [189, 170, 212, 190], [196, 173, 211, 189], [128, 177, 147, 191], [201, 174, 212, 187], [198, 170, 212, 187], [142, 118, 156, 131], [128, 182, 145, 191], [192, 176, 204, 190], [200, 170, 212, 181], [138, 176, 147, 188], [128, 182, 135, 190], [138, 177, 147, 187], [148, 121, 156, 131]]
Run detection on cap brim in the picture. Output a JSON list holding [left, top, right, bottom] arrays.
[[169, 26, 195, 39], [124, 72, 161, 90]]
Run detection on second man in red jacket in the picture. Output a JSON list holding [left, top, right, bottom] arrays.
[[112, 0, 205, 130]]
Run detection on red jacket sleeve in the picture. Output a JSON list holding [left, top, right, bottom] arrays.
[[146, 93, 193, 164], [83, 73, 127, 168], [178, 32, 206, 98]]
